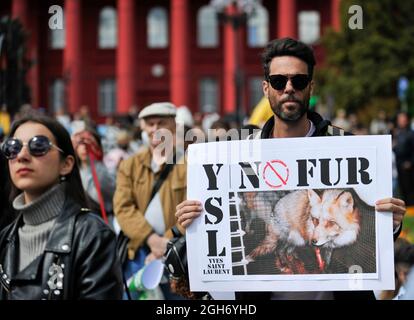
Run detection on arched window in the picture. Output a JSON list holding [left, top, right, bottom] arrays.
[[147, 7, 168, 48], [49, 79, 65, 113], [298, 11, 320, 44], [50, 10, 65, 49], [197, 6, 218, 48], [99, 7, 117, 49], [248, 77, 263, 111], [199, 78, 219, 113], [98, 79, 116, 116], [247, 5, 268, 48]]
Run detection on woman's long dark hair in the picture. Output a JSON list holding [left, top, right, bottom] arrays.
[[6, 114, 87, 207], [0, 151, 15, 230]]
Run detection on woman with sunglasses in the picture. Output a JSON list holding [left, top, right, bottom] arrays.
[[0, 114, 123, 300]]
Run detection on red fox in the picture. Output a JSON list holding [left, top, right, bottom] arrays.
[[245, 189, 361, 269]]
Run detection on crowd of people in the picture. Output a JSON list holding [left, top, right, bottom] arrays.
[[0, 37, 413, 300]]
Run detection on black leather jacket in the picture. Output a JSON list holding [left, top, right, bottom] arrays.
[[0, 197, 123, 300]]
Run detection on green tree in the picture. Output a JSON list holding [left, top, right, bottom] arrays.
[[319, 0, 414, 123], [0, 17, 31, 117]]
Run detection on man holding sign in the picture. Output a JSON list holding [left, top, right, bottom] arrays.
[[176, 38, 406, 299]]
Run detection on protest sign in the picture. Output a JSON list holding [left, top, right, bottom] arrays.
[[186, 135, 394, 292]]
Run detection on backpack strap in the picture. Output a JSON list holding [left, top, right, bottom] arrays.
[[149, 162, 176, 203], [327, 125, 345, 136], [247, 130, 262, 140]]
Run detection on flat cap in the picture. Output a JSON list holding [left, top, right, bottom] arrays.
[[138, 102, 177, 119]]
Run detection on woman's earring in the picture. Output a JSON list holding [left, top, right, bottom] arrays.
[[60, 175, 67, 182]]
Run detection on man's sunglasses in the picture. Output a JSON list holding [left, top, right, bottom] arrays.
[[268, 74, 310, 91], [1, 135, 64, 160]]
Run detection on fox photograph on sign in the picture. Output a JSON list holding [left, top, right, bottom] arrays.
[[186, 135, 394, 292], [233, 188, 375, 276]]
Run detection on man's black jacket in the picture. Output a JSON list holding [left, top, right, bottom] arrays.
[[237, 111, 399, 300]]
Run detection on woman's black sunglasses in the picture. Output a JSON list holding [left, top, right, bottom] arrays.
[[1, 135, 64, 160], [268, 74, 310, 91]]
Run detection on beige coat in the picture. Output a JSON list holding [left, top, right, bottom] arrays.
[[113, 147, 186, 259]]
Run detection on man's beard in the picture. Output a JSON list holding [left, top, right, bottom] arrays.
[[270, 94, 309, 122]]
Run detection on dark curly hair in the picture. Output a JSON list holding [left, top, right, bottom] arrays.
[[262, 38, 316, 80]]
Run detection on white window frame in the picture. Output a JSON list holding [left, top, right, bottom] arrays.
[[98, 6, 117, 49], [147, 7, 169, 48], [247, 4, 268, 48], [197, 6, 219, 48], [49, 78, 66, 113], [199, 77, 219, 113], [248, 76, 263, 111], [98, 79, 117, 116], [298, 11, 321, 45]]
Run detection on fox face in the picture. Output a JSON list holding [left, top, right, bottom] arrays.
[[308, 189, 360, 249], [245, 189, 361, 268]]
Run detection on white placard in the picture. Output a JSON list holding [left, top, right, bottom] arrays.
[[186, 135, 394, 292]]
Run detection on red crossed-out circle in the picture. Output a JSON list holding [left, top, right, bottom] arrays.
[[262, 160, 289, 189]]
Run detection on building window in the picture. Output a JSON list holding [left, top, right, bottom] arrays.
[[197, 6, 218, 48], [298, 11, 320, 44], [98, 79, 116, 116], [99, 7, 117, 49], [49, 79, 65, 113], [199, 78, 218, 113], [248, 77, 263, 112], [247, 5, 268, 48], [147, 7, 168, 48], [50, 12, 65, 49]]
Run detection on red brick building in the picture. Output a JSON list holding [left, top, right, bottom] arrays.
[[0, 0, 341, 120]]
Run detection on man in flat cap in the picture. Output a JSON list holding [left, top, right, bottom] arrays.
[[113, 102, 186, 299]]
